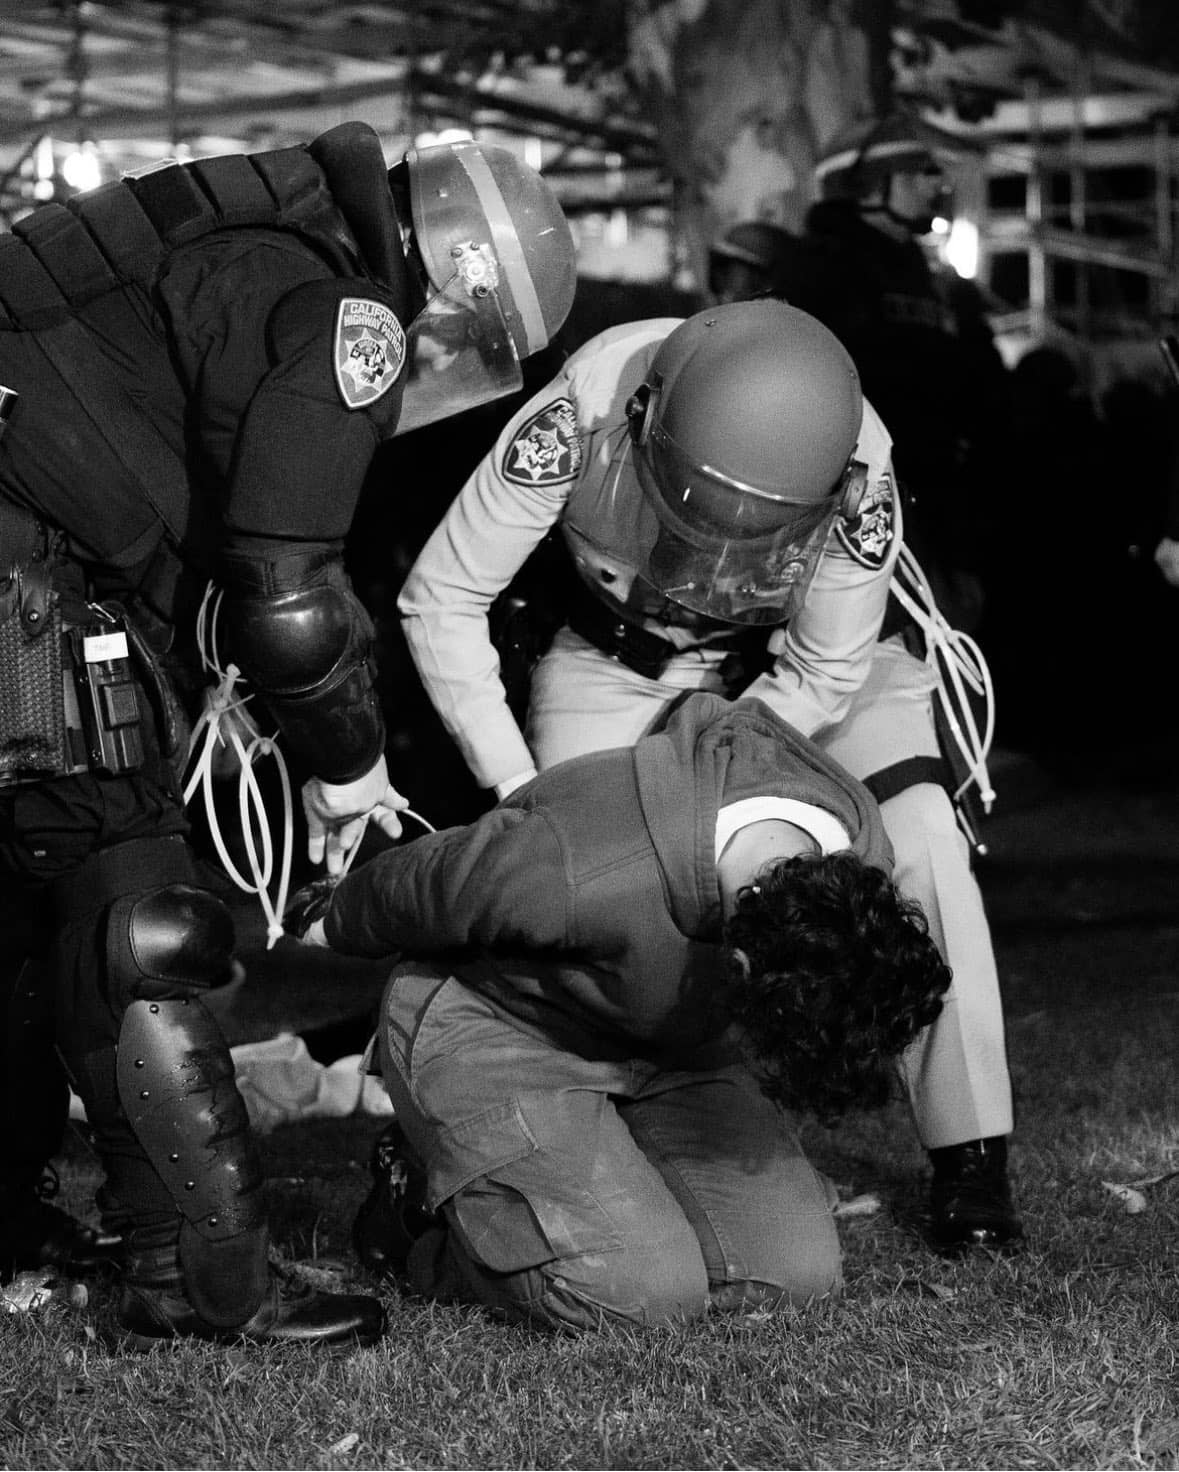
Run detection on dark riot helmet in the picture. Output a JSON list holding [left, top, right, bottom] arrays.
[[391, 140, 577, 434], [707, 220, 799, 302], [813, 112, 953, 235], [625, 300, 866, 626]]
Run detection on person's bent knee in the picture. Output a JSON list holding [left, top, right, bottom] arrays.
[[438, 1241, 709, 1331], [711, 1259, 842, 1315], [714, 1222, 842, 1314], [533, 1251, 709, 1330], [779, 1227, 843, 1306]]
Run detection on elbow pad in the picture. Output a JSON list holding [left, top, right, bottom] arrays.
[[219, 547, 384, 782]]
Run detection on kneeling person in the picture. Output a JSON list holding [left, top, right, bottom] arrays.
[[302, 692, 950, 1329]]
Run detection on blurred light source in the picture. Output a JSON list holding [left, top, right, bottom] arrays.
[[943, 216, 979, 279], [61, 140, 102, 193], [414, 127, 475, 149], [33, 134, 55, 199]]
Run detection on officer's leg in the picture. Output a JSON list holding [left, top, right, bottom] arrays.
[[527, 628, 728, 769], [880, 784, 1013, 1145], [0, 900, 123, 1281], [818, 636, 1022, 1252], [376, 965, 711, 1329], [50, 830, 384, 1347]]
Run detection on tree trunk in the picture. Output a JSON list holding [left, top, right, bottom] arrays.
[[626, 0, 893, 287]]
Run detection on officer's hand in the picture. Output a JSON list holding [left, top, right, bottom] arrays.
[[1154, 536, 1179, 588], [302, 757, 409, 875]]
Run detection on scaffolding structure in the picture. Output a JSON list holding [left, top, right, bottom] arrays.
[[966, 76, 1179, 380]]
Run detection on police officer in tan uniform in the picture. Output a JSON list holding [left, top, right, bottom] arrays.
[[398, 299, 1023, 1252]]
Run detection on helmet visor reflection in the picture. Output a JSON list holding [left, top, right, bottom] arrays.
[[637, 428, 841, 625], [393, 272, 523, 436], [645, 510, 834, 625]]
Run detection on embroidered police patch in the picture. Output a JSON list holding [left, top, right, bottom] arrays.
[[502, 399, 582, 486], [333, 298, 406, 410], [835, 475, 895, 569]]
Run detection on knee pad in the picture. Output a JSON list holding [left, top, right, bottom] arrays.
[[105, 884, 235, 1012]]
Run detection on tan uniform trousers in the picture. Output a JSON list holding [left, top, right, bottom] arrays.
[[526, 629, 1014, 1150]]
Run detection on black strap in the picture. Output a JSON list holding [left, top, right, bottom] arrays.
[[565, 576, 779, 688], [564, 578, 677, 680], [862, 754, 950, 805]]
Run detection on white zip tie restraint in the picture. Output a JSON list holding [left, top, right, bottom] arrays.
[[183, 582, 438, 946], [336, 805, 437, 879], [888, 545, 996, 818], [183, 584, 292, 950]]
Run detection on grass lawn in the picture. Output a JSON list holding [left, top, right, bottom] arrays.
[[1, 770, 1176, 1471]]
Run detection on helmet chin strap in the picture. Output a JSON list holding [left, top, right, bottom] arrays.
[[889, 207, 936, 236], [860, 197, 935, 238]]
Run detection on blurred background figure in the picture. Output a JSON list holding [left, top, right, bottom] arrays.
[[707, 221, 802, 305], [753, 111, 1013, 637]]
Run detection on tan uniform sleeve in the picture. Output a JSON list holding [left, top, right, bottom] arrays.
[[743, 398, 902, 737], [398, 378, 579, 791]]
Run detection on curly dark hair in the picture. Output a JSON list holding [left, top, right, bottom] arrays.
[[720, 850, 951, 1120]]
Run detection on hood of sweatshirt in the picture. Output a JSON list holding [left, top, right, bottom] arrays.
[[632, 691, 892, 939]]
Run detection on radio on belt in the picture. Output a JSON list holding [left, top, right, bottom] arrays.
[[68, 611, 145, 774]]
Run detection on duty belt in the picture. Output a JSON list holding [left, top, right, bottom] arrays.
[[0, 566, 146, 787], [564, 577, 772, 690]]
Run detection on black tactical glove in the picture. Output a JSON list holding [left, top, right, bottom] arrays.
[[282, 875, 340, 943]]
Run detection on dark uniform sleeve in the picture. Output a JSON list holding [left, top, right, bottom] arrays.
[[224, 274, 405, 540], [324, 806, 571, 958], [161, 232, 408, 780]]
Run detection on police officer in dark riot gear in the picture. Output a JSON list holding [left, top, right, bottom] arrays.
[[776, 111, 1012, 633], [0, 120, 576, 1345]]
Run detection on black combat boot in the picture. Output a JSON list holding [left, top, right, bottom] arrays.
[[352, 1123, 436, 1284], [117, 1223, 386, 1350], [0, 1167, 124, 1284], [928, 1136, 1024, 1253]]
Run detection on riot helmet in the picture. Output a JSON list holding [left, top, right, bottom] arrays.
[[813, 113, 952, 235], [707, 221, 800, 303], [626, 300, 865, 626], [391, 140, 577, 435]]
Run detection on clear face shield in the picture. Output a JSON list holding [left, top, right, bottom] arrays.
[[393, 241, 524, 436], [637, 426, 865, 627]]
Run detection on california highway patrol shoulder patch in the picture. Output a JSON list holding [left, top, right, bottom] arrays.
[[835, 474, 895, 569], [502, 398, 582, 486], [333, 298, 406, 410]]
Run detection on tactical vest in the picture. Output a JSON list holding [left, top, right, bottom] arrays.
[[0, 121, 400, 597]]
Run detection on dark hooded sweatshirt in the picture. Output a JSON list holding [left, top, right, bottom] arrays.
[[325, 691, 892, 1055]]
